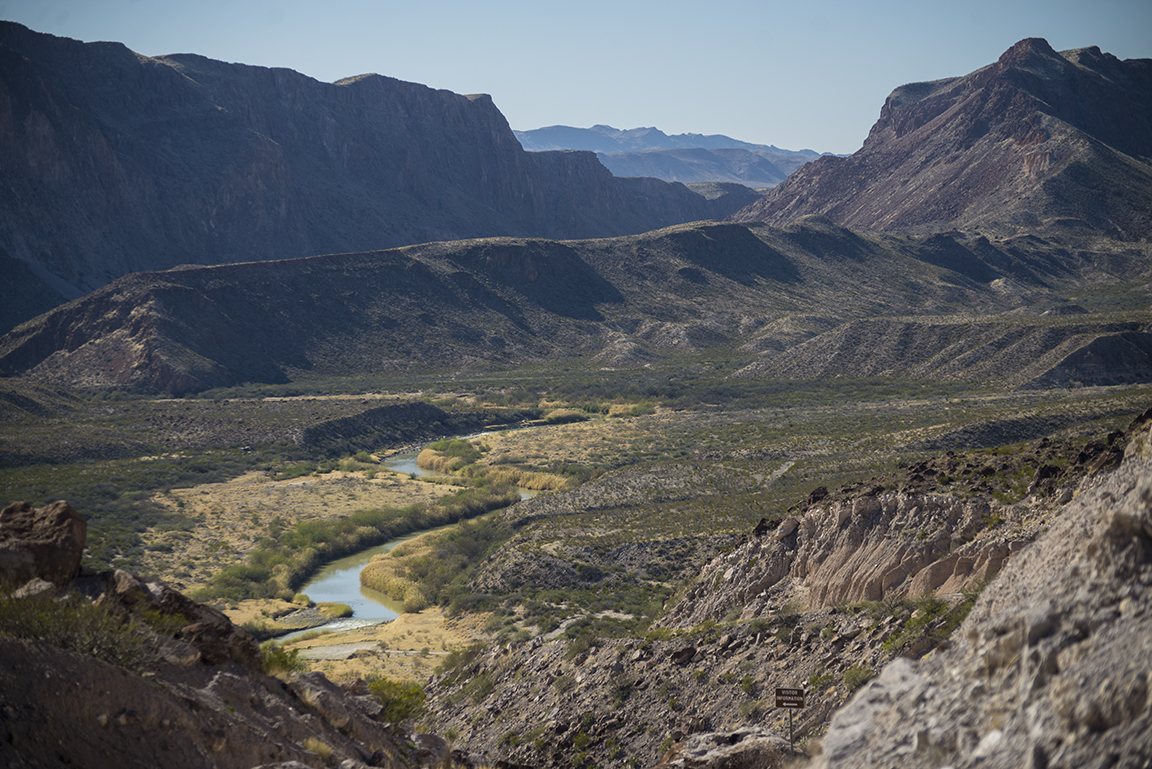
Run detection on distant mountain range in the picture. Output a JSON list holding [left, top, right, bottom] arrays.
[[2, 37, 1149, 396], [514, 125, 823, 186], [514, 124, 815, 155], [0, 23, 758, 333], [731, 38, 1152, 241]]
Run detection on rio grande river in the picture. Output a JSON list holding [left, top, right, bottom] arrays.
[[283, 442, 531, 638]]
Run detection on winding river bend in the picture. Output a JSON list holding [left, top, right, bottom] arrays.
[[283, 443, 530, 639]]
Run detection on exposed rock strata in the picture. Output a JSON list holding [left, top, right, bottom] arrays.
[[734, 316, 1152, 389], [660, 490, 1029, 629], [5, 217, 1146, 396], [660, 421, 1140, 629], [810, 455, 1152, 768]]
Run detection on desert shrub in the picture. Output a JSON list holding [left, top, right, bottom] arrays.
[[402, 593, 429, 614], [464, 673, 495, 704], [302, 737, 332, 760], [611, 671, 638, 705], [844, 665, 874, 692], [738, 700, 764, 718], [435, 642, 486, 685], [776, 600, 802, 626], [629, 401, 655, 417], [543, 409, 590, 425], [368, 676, 426, 723], [261, 640, 303, 675], [808, 669, 835, 689], [564, 629, 599, 660], [0, 591, 152, 670], [554, 673, 576, 693]]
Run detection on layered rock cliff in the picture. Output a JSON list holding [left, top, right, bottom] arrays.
[[0, 22, 751, 330], [812, 452, 1152, 769], [731, 39, 1152, 240]]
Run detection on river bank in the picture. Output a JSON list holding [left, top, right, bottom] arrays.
[[281, 607, 489, 683]]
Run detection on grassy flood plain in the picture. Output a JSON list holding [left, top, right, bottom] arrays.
[[2, 362, 1150, 674]]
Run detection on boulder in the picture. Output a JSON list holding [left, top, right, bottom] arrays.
[[0, 500, 86, 586], [654, 726, 793, 768]]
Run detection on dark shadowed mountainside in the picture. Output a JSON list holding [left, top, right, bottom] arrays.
[[730, 39, 1152, 241], [0, 22, 751, 332], [1, 217, 1148, 395]]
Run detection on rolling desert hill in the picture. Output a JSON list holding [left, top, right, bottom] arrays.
[[0, 22, 755, 333], [730, 38, 1152, 241], [1, 217, 1148, 396]]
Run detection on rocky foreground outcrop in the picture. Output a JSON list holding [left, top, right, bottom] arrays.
[[0, 500, 86, 585], [811, 454, 1152, 768], [429, 414, 1149, 767], [0, 501, 422, 769]]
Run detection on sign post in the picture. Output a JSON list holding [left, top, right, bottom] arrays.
[[775, 687, 805, 756]]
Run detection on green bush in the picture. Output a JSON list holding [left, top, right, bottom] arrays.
[[464, 673, 495, 704], [843, 665, 874, 692], [368, 676, 426, 723], [435, 643, 486, 686], [543, 409, 590, 425], [261, 640, 303, 675]]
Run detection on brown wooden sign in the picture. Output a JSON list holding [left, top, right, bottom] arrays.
[[775, 687, 805, 709]]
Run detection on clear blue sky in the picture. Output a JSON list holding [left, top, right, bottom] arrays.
[[2, 0, 1149, 155]]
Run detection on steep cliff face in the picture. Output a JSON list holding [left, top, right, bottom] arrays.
[[731, 39, 1152, 239], [812, 452, 1152, 769], [0, 22, 743, 330], [659, 421, 1136, 630]]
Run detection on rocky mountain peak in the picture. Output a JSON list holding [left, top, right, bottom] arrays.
[[730, 39, 1152, 239], [996, 35, 1059, 67]]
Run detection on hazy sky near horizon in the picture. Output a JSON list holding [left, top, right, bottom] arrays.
[[2, 0, 1149, 155]]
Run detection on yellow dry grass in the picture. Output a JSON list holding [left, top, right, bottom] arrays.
[[137, 467, 454, 594], [285, 607, 488, 683]]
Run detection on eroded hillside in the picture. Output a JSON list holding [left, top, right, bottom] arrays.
[[2, 217, 1148, 396], [422, 409, 1152, 768]]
